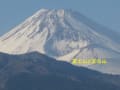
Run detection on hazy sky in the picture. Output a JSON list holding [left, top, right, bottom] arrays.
[[0, 0, 120, 36]]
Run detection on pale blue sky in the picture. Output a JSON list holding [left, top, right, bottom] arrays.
[[0, 0, 120, 36]]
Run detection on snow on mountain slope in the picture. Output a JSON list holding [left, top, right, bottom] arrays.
[[0, 9, 120, 74]]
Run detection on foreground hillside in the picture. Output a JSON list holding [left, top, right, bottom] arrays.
[[0, 52, 120, 90]]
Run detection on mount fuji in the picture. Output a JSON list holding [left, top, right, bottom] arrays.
[[0, 9, 120, 74]]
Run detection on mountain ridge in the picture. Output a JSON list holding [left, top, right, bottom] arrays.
[[0, 9, 120, 74]]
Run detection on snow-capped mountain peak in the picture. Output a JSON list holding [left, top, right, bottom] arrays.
[[0, 9, 120, 74]]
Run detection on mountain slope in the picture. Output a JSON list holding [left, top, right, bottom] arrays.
[[0, 52, 120, 90], [0, 9, 120, 74]]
